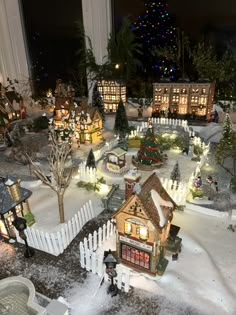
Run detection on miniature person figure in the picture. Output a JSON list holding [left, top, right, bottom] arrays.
[[194, 176, 202, 189], [138, 105, 143, 118], [214, 110, 219, 123]]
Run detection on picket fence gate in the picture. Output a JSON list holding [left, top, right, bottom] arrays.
[[15, 200, 95, 256], [160, 177, 188, 206], [79, 219, 130, 293]]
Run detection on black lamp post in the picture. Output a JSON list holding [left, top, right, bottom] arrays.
[[104, 249, 118, 297], [12, 216, 35, 258]]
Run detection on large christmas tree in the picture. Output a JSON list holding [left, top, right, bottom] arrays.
[[133, 0, 176, 78], [137, 125, 162, 165]]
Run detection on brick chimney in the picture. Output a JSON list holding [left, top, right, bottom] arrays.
[[124, 169, 141, 200], [5, 178, 21, 202]]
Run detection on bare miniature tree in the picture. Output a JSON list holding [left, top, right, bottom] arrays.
[[27, 132, 73, 223]]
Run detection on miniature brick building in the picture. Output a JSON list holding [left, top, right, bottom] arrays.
[[113, 171, 178, 276], [153, 81, 215, 120]]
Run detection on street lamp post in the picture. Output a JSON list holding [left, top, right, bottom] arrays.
[[104, 249, 118, 297], [12, 216, 35, 258]]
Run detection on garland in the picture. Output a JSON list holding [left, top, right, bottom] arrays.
[[140, 144, 160, 151]]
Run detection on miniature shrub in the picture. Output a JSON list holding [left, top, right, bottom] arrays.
[[193, 144, 203, 156], [24, 212, 36, 227], [190, 187, 204, 199]]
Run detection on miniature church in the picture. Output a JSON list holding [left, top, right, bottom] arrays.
[[113, 170, 181, 275]]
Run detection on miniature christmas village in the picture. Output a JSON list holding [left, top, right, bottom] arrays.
[[1, 1, 236, 315]]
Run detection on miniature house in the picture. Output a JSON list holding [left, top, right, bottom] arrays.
[[97, 80, 126, 113], [106, 147, 127, 174], [0, 177, 32, 239], [153, 81, 215, 120], [113, 171, 178, 275]]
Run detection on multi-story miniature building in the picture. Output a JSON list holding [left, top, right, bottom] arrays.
[[153, 81, 215, 120], [52, 80, 103, 144], [113, 171, 179, 276], [97, 80, 126, 113]]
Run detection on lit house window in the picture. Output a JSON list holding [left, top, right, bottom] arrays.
[[172, 95, 179, 102], [180, 97, 187, 104], [139, 226, 148, 240], [155, 88, 162, 93], [155, 95, 161, 101], [202, 88, 206, 94], [192, 88, 199, 93], [181, 88, 187, 94], [191, 96, 198, 103], [173, 88, 180, 93], [164, 88, 168, 94], [125, 221, 132, 235]]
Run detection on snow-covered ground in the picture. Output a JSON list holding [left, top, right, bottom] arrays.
[[65, 210, 236, 315]]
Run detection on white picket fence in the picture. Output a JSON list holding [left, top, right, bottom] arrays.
[[15, 200, 95, 256], [79, 220, 130, 292], [188, 143, 210, 188], [93, 138, 118, 161], [78, 162, 97, 183], [160, 177, 188, 206], [129, 118, 195, 138]]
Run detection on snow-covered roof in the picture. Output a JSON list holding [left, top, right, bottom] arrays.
[[106, 147, 126, 157]]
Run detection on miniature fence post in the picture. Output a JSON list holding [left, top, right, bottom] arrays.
[[86, 247, 91, 271], [80, 242, 85, 268], [92, 252, 96, 274], [106, 220, 110, 239], [89, 233, 93, 251], [98, 227, 102, 247], [93, 230, 97, 251], [103, 223, 106, 241]]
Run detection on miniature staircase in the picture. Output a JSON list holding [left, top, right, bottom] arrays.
[[107, 188, 125, 211]]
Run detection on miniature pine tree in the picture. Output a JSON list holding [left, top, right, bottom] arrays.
[[92, 83, 105, 122], [170, 161, 181, 183], [114, 98, 129, 138], [137, 125, 162, 165], [222, 113, 233, 145], [86, 148, 96, 169]]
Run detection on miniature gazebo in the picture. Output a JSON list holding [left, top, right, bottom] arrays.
[[106, 147, 127, 174]]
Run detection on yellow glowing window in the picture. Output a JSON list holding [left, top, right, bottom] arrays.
[[124, 221, 132, 234], [139, 227, 148, 240]]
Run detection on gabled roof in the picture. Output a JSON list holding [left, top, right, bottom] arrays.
[[113, 172, 176, 231], [75, 106, 102, 121], [107, 147, 126, 157]]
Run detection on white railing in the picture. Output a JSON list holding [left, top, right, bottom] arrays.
[[129, 118, 195, 138], [79, 220, 130, 292], [160, 177, 188, 206], [78, 162, 97, 183], [15, 200, 95, 256]]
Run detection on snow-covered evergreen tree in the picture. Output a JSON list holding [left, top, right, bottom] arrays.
[[114, 98, 129, 138], [170, 161, 181, 183], [86, 148, 96, 169], [92, 83, 105, 122]]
